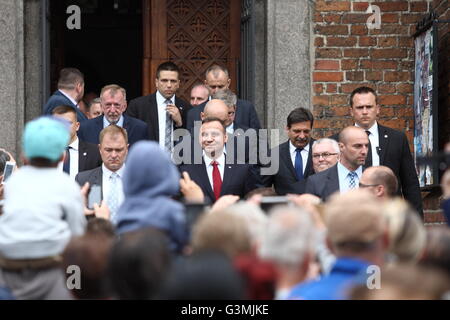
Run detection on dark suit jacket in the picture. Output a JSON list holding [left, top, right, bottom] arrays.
[[178, 158, 260, 204], [78, 140, 102, 172], [304, 164, 340, 201], [186, 99, 261, 131], [78, 115, 149, 146], [261, 140, 315, 195], [75, 166, 103, 200], [127, 92, 192, 142], [43, 90, 88, 122], [330, 123, 423, 216]]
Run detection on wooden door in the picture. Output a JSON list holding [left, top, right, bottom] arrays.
[[143, 0, 241, 102]]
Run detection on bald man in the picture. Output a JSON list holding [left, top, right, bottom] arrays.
[[359, 166, 398, 200], [305, 126, 369, 201]]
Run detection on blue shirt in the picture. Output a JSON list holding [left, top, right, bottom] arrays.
[[287, 257, 371, 300], [337, 162, 363, 194]]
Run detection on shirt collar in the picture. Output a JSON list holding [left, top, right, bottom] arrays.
[[337, 162, 363, 178], [103, 115, 124, 128], [355, 121, 378, 136], [226, 123, 234, 134], [289, 140, 310, 154], [156, 90, 175, 107], [203, 151, 226, 167], [69, 138, 79, 151], [58, 89, 78, 107], [102, 163, 125, 178]]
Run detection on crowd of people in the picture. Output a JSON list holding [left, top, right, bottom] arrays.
[[0, 61, 449, 300]]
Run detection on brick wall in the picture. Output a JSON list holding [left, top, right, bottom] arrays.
[[312, 0, 449, 224]]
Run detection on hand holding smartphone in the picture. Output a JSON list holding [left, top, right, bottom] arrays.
[[88, 184, 102, 210], [1, 161, 16, 184]]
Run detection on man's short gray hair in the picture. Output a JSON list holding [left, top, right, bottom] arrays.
[[211, 89, 237, 108], [312, 138, 340, 153], [258, 206, 317, 267]]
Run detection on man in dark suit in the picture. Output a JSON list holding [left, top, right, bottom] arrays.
[[52, 105, 101, 180], [178, 117, 259, 204], [185, 64, 261, 131], [76, 125, 129, 223], [127, 61, 191, 153], [261, 108, 316, 195], [306, 126, 369, 201], [78, 84, 149, 146], [331, 86, 423, 216], [43, 68, 88, 122]]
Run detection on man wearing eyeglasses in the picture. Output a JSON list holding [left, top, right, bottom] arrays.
[[312, 138, 340, 173], [359, 165, 398, 200]]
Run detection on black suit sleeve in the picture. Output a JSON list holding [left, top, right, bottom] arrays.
[[126, 99, 139, 119], [248, 103, 261, 130], [305, 175, 319, 198], [398, 133, 423, 216]]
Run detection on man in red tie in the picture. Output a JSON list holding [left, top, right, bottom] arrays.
[[178, 117, 260, 203]]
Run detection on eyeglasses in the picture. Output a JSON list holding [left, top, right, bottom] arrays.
[[312, 152, 338, 159], [359, 182, 381, 188]]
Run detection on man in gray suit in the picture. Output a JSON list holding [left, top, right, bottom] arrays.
[[76, 125, 128, 223], [305, 126, 369, 201]]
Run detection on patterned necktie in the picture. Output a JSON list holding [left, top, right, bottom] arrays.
[[348, 171, 357, 189], [211, 161, 222, 200], [365, 130, 373, 167], [63, 146, 71, 174], [164, 99, 173, 154], [295, 148, 304, 180], [107, 172, 119, 223]]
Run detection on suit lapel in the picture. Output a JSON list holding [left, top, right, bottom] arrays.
[[149, 94, 160, 141], [326, 165, 340, 197], [221, 161, 233, 196], [377, 124, 389, 164], [199, 160, 215, 202], [78, 141, 86, 172], [304, 139, 315, 177], [94, 167, 104, 200], [281, 142, 298, 179]]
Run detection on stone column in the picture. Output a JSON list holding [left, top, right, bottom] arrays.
[[264, 0, 312, 145]]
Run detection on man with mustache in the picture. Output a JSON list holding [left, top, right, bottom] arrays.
[[261, 108, 315, 195], [306, 126, 369, 201]]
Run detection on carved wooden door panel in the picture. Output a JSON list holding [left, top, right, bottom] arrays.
[[143, 0, 240, 102]]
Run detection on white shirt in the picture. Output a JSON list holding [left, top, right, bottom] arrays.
[[226, 123, 234, 135], [59, 89, 78, 107], [356, 122, 380, 166], [101, 164, 125, 210], [103, 115, 124, 128], [156, 90, 175, 150], [289, 141, 310, 175], [0, 166, 86, 259], [203, 152, 225, 190], [57, 138, 80, 180], [337, 162, 363, 194]]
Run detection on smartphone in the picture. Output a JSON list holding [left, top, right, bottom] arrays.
[[260, 196, 289, 213], [2, 161, 16, 184], [184, 203, 208, 233], [88, 184, 102, 210]]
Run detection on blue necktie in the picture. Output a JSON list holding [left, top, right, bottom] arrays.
[[295, 148, 304, 180], [348, 171, 357, 189], [107, 172, 119, 223], [164, 99, 173, 154], [63, 146, 71, 174]]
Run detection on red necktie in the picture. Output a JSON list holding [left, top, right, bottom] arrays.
[[211, 161, 222, 200]]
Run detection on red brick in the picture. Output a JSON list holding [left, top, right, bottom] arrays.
[[397, 83, 413, 93], [365, 71, 383, 81], [399, 61, 414, 70], [410, 1, 428, 12], [369, 25, 409, 35], [341, 83, 375, 94], [333, 106, 350, 116], [344, 48, 369, 58], [396, 106, 414, 117], [314, 119, 332, 129], [315, 60, 340, 70], [315, 25, 348, 35], [379, 95, 407, 105], [361, 60, 398, 69], [378, 84, 396, 94], [371, 48, 407, 59], [378, 37, 397, 47], [342, 13, 370, 24], [315, 1, 351, 12], [330, 95, 348, 105], [384, 71, 412, 82], [316, 48, 342, 58], [373, 1, 408, 12], [314, 84, 324, 94], [401, 13, 424, 24], [359, 36, 377, 47], [381, 13, 399, 23], [346, 71, 364, 81], [351, 25, 368, 35], [313, 95, 330, 106], [381, 107, 395, 117], [315, 37, 324, 47], [314, 12, 323, 23], [323, 14, 342, 24], [327, 36, 357, 47], [353, 2, 369, 11], [326, 84, 337, 93], [380, 119, 407, 130], [313, 72, 344, 82], [341, 59, 358, 70], [398, 37, 414, 47]]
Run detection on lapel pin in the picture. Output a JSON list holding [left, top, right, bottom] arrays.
[[83, 152, 87, 156], [384, 135, 388, 138], [228, 166, 232, 169]]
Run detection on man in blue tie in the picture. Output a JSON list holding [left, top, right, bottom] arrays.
[[261, 108, 316, 195]]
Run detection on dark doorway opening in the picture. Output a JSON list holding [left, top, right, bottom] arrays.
[[50, 0, 143, 101]]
